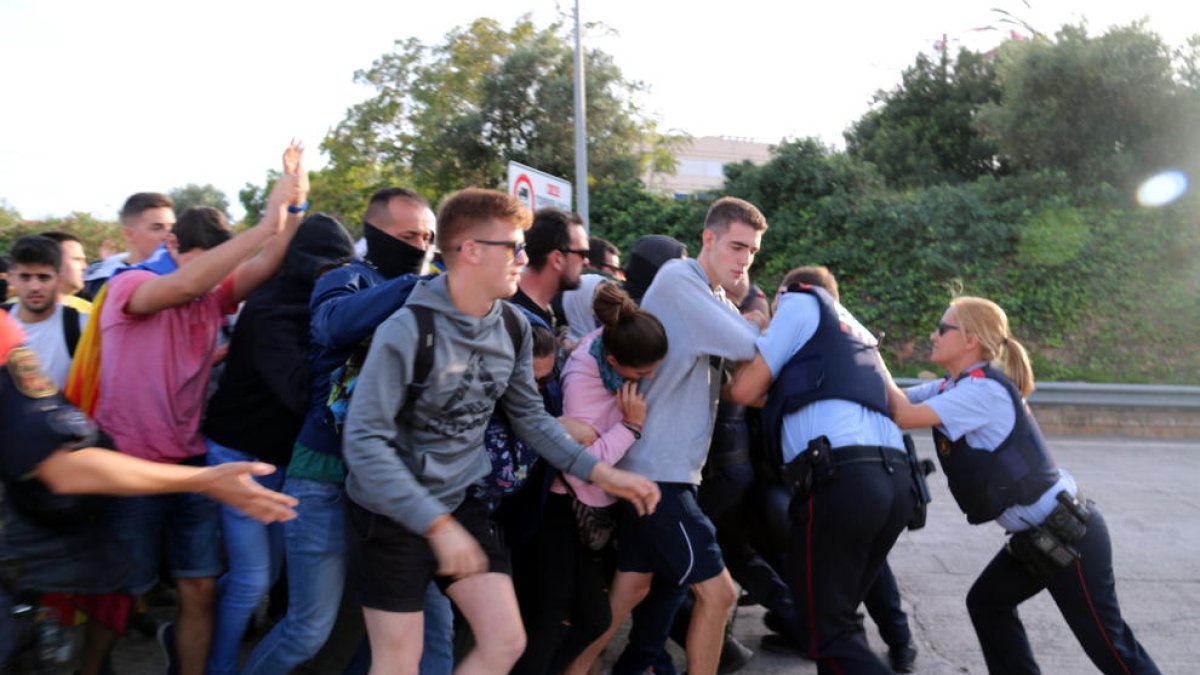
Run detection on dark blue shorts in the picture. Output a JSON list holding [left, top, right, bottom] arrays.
[[616, 483, 725, 586], [110, 490, 222, 595]]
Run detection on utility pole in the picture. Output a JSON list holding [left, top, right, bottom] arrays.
[[573, 0, 589, 228]]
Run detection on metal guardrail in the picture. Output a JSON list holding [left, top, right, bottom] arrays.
[[894, 378, 1200, 409]]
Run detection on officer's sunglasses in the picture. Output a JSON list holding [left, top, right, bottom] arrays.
[[936, 322, 960, 336]]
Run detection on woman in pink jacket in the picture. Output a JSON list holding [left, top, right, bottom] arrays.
[[512, 281, 667, 675]]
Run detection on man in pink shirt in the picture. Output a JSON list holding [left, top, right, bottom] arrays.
[[94, 144, 307, 675]]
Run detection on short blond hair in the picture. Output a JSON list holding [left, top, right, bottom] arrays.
[[437, 188, 532, 255]]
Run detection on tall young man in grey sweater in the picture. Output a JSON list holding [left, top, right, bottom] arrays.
[[342, 188, 660, 675], [567, 197, 768, 675]]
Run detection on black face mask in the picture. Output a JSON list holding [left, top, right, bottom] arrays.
[[364, 221, 427, 278]]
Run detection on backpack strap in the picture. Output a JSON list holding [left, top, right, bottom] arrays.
[[402, 305, 437, 418], [401, 302, 523, 418], [499, 302, 524, 359], [62, 306, 82, 357]]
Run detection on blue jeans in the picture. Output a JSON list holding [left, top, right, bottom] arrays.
[[421, 583, 455, 675], [204, 439, 287, 675], [242, 477, 347, 675]]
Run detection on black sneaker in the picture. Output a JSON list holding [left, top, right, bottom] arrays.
[[156, 622, 179, 675], [717, 636, 754, 674], [888, 643, 917, 673]]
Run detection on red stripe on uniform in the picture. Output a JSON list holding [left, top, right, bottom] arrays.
[[1075, 559, 1133, 675]]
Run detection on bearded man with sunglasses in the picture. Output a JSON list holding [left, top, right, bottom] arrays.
[[509, 207, 590, 332]]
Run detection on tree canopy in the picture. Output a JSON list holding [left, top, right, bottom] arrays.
[[284, 15, 674, 232], [169, 183, 232, 219]]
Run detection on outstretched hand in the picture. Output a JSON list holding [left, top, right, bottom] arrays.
[[283, 138, 304, 176], [197, 462, 298, 523], [591, 463, 660, 516], [282, 138, 310, 206]]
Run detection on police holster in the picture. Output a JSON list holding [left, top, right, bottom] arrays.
[[904, 434, 936, 531], [1006, 490, 1090, 580], [781, 436, 836, 502]]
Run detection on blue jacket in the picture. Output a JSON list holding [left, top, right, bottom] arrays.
[[294, 261, 424, 457]]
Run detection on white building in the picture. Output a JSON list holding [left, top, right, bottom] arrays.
[[645, 135, 774, 197]]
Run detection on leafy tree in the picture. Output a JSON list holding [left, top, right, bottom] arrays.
[[169, 183, 231, 218], [724, 138, 884, 217], [976, 21, 1200, 187], [319, 16, 671, 203], [0, 204, 121, 261], [845, 47, 1006, 188]]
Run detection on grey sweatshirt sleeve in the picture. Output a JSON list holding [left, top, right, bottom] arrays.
[[500, 320, 599, 482], [342, 310, 448, 534], [652, 263, 759, 362]]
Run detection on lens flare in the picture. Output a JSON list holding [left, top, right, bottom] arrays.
[[1136, 171, 1188, 207]]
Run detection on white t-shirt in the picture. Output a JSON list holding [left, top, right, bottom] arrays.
[[7, 304, 87, 388]]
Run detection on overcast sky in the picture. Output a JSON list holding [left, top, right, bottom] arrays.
[[0, 0, 1193, 221]]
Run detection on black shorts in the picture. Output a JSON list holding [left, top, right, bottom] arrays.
[[346, 496, 511, 612], [616, 482, 725, 586]]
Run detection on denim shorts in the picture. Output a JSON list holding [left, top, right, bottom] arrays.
[[110, 471, 222, 594]]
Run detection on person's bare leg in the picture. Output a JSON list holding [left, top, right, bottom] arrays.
[[686, 570, 738, 675], [77, 619, 118, 675], [176, 577, 216, 675], [562, 571, 653, 675], [445, 573, 526, 675], [362, 607, 424, 675]]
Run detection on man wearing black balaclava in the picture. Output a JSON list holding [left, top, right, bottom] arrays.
[[259, 186, 454, 675], [362, 188, 435, 277]]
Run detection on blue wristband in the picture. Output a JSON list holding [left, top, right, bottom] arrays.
[[287, 201, 309, 214]]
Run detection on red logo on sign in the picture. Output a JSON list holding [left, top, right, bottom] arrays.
[[547, 184, 560, 197]]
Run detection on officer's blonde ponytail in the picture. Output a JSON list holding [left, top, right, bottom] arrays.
[[951, 296, 1035, 398]]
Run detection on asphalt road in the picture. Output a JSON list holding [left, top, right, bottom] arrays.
[[111, 435, 1199, 674]]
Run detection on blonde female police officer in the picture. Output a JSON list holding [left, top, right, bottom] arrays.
[[885, 296, 1159, 675]]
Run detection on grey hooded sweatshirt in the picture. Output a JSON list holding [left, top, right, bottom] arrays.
[[343, 274, 598, 534]]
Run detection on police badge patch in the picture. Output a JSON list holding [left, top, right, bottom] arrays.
[[7, 346, 58, 399]]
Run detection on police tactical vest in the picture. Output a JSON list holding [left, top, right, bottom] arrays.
[[932, 365, 1059, 525], [760, 285, 891, 465]]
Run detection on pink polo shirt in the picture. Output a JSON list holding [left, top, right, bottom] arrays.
[[556, 329, 638, 507], [95, 270, 237, 463]]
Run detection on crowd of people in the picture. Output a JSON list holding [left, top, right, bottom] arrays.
[[0, 142, 1162, 675]]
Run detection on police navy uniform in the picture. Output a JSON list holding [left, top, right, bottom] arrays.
[[759, 286, 917, 674], [0, 313, 131, 598], [908, 365, 1160, 674]]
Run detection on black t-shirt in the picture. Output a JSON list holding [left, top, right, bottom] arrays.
[[509, 288, 557, 333]]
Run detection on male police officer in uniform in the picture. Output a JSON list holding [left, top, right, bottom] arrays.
[[0, 311, 296, 670], [727, 266, 920, 674]]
